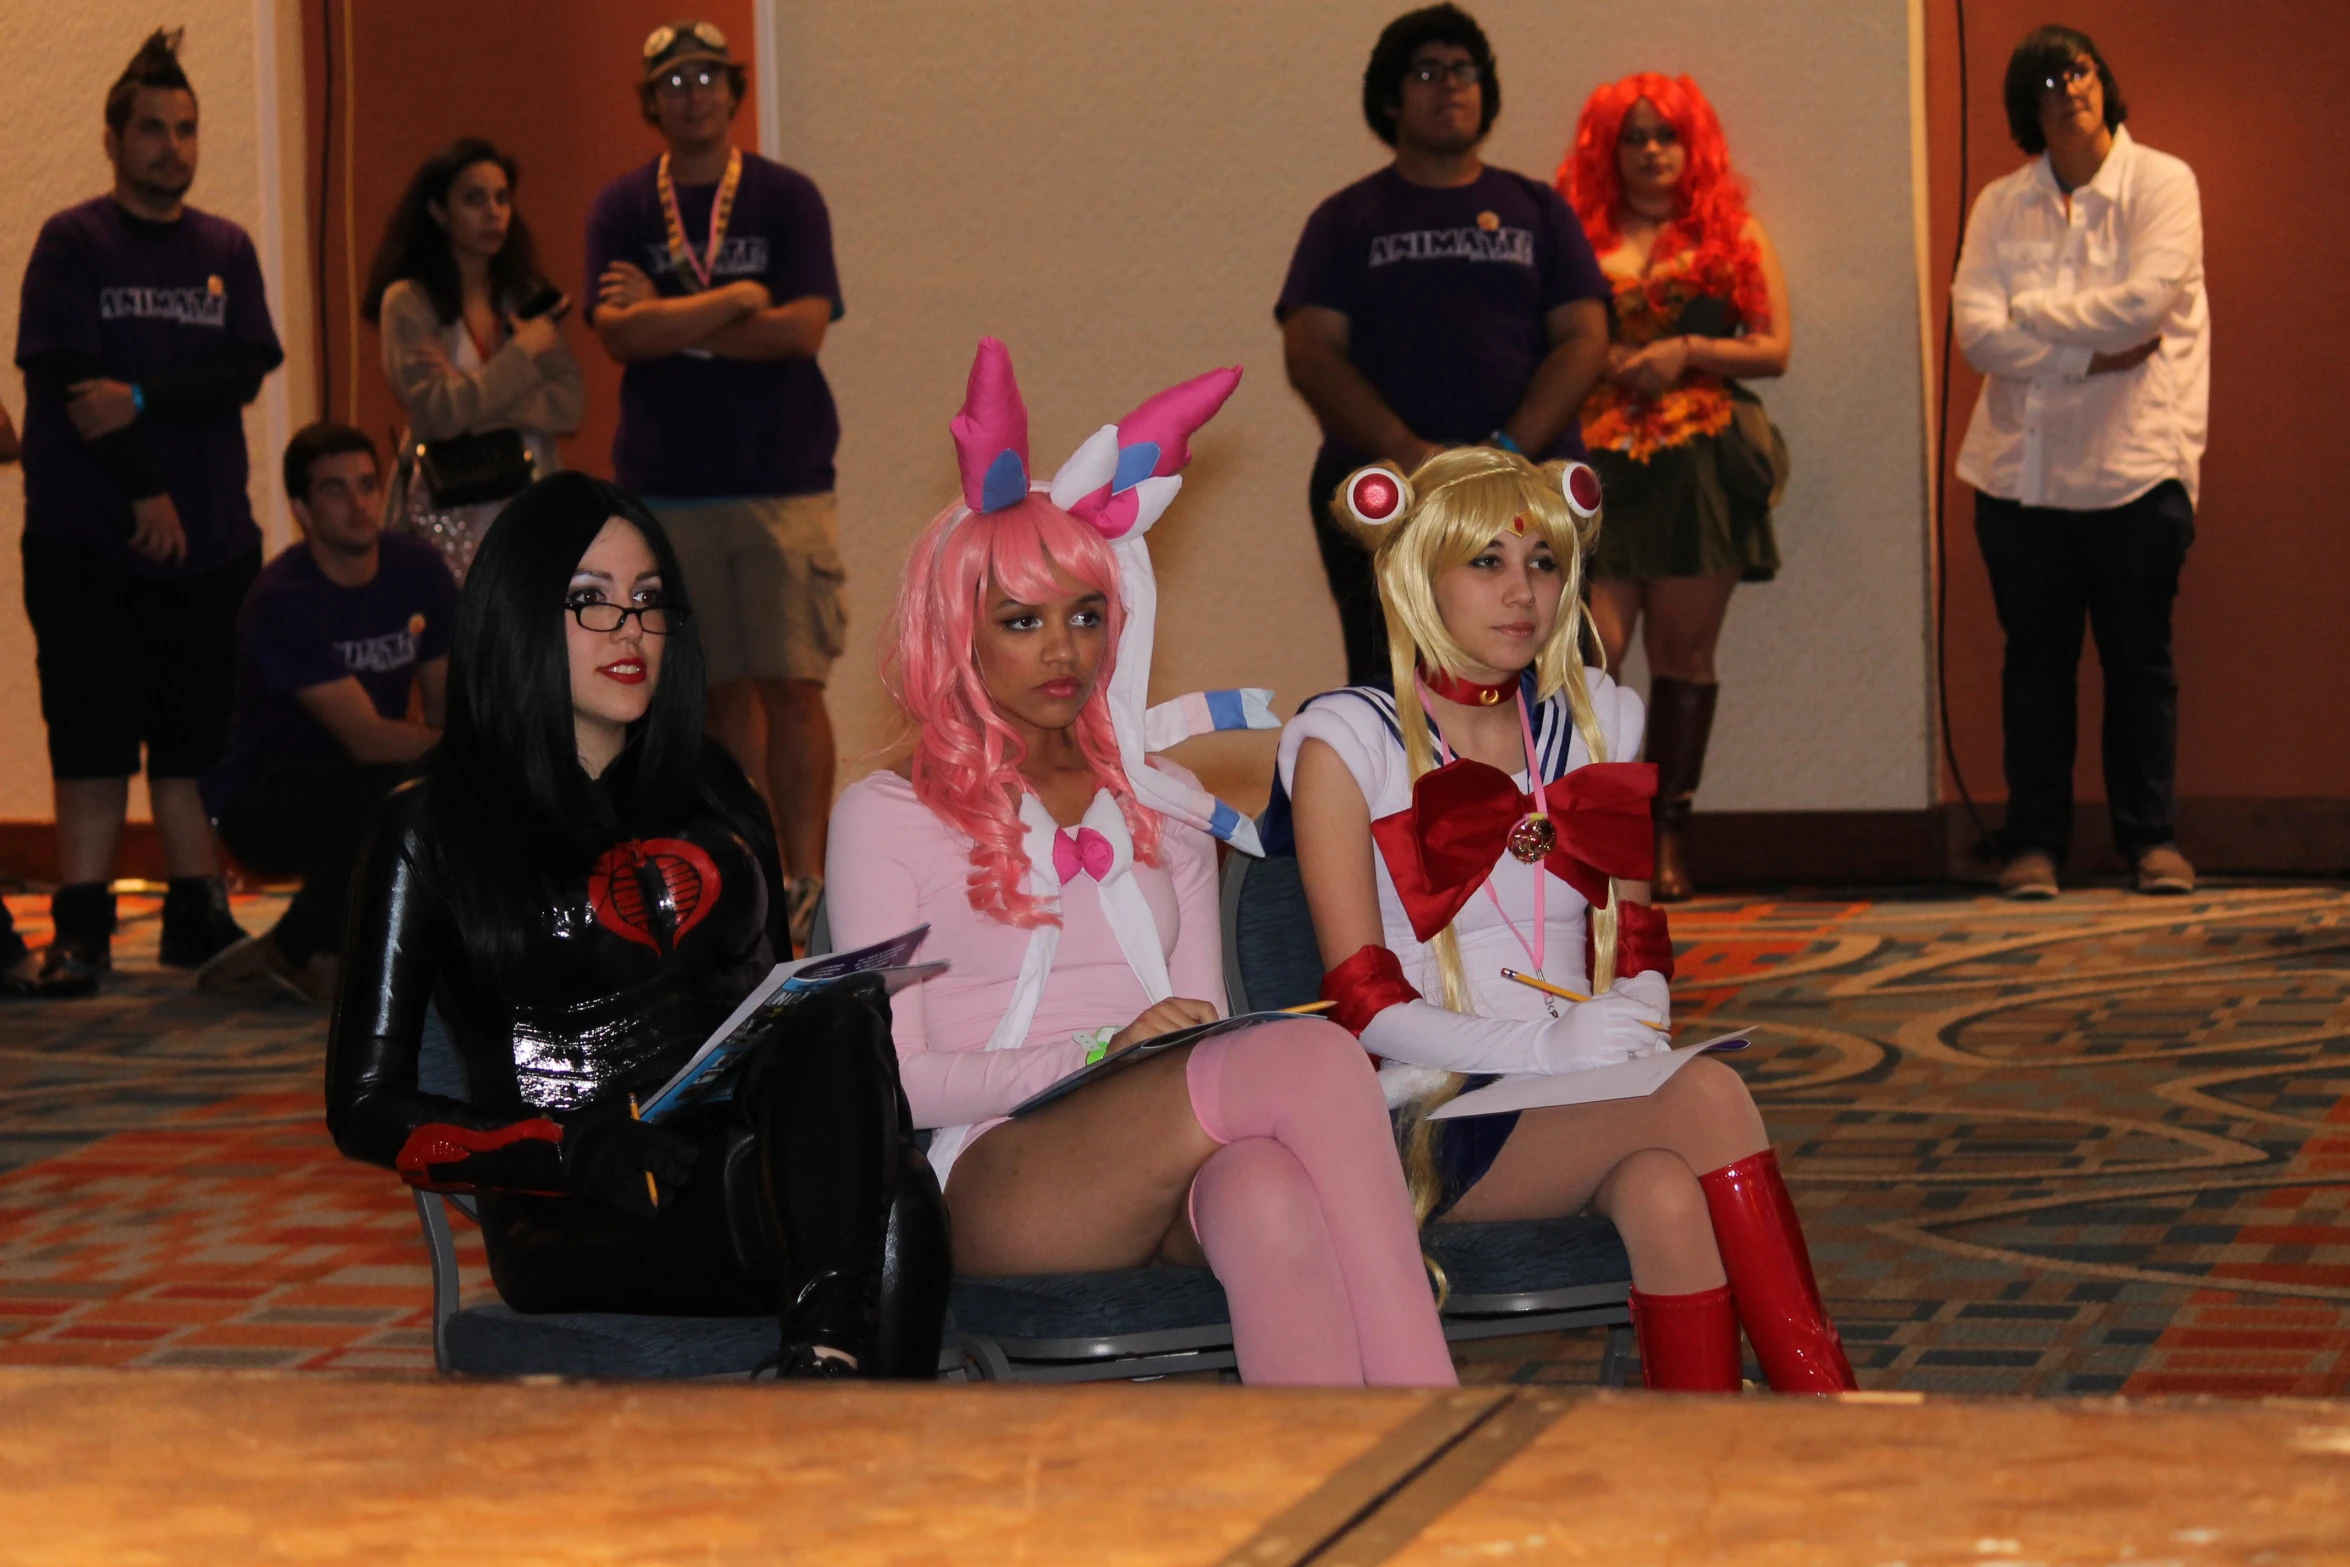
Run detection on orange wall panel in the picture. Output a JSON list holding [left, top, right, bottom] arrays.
[[301, 0, 758, 482], [1923, 0, 2350, 804]]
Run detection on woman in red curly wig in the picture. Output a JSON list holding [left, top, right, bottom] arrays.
[[1557, 74, 1791, 901]]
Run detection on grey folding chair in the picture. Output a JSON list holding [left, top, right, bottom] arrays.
[[1221, 845, 1638, 1386]]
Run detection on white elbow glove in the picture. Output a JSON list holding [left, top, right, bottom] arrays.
[[1360, 974, 1671, 1079]]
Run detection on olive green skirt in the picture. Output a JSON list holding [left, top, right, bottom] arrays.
[[1588, 432, 1780, 584]]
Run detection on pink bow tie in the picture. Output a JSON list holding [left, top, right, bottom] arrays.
[[1053, 826, 1115, 883]]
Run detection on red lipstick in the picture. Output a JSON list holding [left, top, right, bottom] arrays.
[[598, 660, 646, 686]]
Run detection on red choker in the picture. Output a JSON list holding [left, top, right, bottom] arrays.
[[1418, 664, 1521, 708]]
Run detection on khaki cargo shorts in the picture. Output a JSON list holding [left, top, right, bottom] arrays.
[[650, 493, 846, 685]]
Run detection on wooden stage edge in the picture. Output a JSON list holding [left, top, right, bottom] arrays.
[[1, 1369, 2343, 1565]]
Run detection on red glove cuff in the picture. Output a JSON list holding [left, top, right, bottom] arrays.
[[1613, 900, 1677, 981], [395, 1118, 565, 1194], [1319, 943, 1423, 1037]]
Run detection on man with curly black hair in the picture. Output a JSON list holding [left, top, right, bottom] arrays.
[[1278, 5, 1610, 685]]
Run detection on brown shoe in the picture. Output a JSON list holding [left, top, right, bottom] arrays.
[[1997, 851, 2059, 900], [2135, 844, 2195, 896]]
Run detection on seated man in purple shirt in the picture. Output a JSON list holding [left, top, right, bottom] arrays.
[[14, 29, 284, 984], [1278, 4, 1610, 685], [584, 19, 844, 952], [197, 425, 454, 1004]]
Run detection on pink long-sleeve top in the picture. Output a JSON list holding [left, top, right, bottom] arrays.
[[824, 764, 1228, 1186]]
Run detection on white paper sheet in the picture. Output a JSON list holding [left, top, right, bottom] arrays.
[[1426, 1031, 1753, 1119]]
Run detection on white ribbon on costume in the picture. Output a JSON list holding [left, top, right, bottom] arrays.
[[1045, 430, 1274, 857]]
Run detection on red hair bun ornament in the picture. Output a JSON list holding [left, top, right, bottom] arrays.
[[1339, 464, 1414, 544], [1561, 460, 1602, 521]]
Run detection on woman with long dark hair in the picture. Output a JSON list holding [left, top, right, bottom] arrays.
[[362, 138, 584, 580], [326, 473, 948, 1377], [1556, 76, 1793, 900]]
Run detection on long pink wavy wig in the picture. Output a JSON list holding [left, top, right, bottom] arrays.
[[882, 492, 1162, 928]]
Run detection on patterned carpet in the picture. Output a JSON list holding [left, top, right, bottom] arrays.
[[3, 882, 2347, 1392]]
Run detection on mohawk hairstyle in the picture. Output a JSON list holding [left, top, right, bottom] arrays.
[[106, 27, 194, 133]]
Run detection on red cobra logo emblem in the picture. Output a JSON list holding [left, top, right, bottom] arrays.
[[587, 838, 721, 956]]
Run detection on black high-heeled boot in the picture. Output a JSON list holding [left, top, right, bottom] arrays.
[[735, 975, 950, 1379]]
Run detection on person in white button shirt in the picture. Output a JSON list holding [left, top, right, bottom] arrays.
[[1953, 25, 2207, 901]]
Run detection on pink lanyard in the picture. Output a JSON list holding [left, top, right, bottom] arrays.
[[1418, 680, 1555, 980]]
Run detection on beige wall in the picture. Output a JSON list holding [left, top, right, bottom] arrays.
[[768, 0, 1934, 816], [0, 0, 315, 822]]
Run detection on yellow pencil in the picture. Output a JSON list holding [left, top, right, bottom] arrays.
[[1501, 969, 1672, 1030], [628, 1094, 659, 1208], [1280, 1000, 1337, 1015]]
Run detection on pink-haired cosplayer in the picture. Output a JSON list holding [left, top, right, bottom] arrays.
[[826, 340, 1453, 1386]]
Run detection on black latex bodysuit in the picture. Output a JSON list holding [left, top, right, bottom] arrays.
[[326, 744, 949, 1373]]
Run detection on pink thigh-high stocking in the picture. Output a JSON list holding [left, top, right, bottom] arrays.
[[1185, 1019, 1456, 1387]]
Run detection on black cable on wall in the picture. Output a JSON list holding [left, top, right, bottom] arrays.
[[315, 0, 334, 419], [1934, 0, 1994, 863]]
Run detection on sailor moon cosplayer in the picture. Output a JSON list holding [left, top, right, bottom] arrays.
[[1280, 448, 1855, 1391], [826, 339, 1454, 1386], [328, 473, 949, 1378]]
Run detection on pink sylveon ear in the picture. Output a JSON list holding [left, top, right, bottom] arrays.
[[949, 336, 1033, 514], [1062, 366, 1244, 536]]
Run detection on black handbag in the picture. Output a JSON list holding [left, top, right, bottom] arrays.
[[416, 428, 536, 508], [1717, 383, 1791, 509]]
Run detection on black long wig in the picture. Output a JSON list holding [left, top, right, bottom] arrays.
[[419, 472, 767, 968]]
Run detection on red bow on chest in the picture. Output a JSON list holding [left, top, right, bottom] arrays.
[[1369, 759, 1656, 943]]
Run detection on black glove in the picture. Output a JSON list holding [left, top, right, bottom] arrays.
[[562, 1111, 699, 1219]]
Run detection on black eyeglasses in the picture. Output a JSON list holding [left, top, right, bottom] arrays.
[[2040, 58, 2096, 96], [1619, 124, 1680, 150], [1406, 59, 1483, 88], [566, 599, 687, 635]]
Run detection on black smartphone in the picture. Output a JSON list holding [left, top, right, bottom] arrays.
[[514, 284, 569, 322]]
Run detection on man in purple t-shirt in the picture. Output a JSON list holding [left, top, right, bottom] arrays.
[[1277, 5, 1609, 685], [13, 30, 284, 986], [197, 424, 453, 1004], [584, 19, 843, 950]]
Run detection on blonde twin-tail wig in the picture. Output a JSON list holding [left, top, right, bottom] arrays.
[[1330, 446, 1625, 1232]]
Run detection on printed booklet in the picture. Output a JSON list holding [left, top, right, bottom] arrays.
[[637, 925, 944, 1122], [1009, 1010, 1313, 1119], [1427, 1031, 1754, 1120]]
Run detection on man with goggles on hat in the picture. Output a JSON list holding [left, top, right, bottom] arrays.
[[585, 19, 846, 953]]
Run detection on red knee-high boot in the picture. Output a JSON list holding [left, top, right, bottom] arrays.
[[1698, 1150, 1857, 1392], [1627, 1285, 1741, 1392]]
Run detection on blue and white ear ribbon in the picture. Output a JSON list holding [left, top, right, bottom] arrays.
[[1048, 424, 1277, 856]]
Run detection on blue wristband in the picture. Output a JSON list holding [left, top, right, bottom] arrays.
[[1487, 430, 1520, 454], [130, 384, 146, 416]]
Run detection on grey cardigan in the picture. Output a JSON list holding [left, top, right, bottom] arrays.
[[377, 278, 586, 443]]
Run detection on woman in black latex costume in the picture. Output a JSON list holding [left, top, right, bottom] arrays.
[[325, 472, 949, 1377]]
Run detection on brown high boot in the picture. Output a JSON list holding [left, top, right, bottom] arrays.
[[1645, 677, 1719, 903]]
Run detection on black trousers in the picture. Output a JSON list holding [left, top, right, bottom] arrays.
[[478, 978, 950, 1377], [1308, 449, 1392, 688], [1973, 479, 2195, 864], [214, 756, 406, 966]]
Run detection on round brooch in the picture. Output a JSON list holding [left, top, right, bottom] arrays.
[[1507, 816, 1556, 864]]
